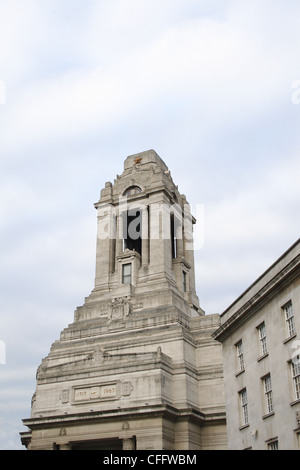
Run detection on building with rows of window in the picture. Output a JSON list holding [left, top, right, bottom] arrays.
[[213, 238, 300, 450]]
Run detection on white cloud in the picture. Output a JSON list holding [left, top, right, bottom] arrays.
[[195, 152, 300, 313], [2, 0, 299, 155], [0, 0, 300, 449]]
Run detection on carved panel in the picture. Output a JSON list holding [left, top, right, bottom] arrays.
[[61, 390, 70, 404], [107, 297, 131, 322], [72, 381, 133, 404]]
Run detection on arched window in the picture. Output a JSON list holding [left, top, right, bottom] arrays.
[[123, 186, 142, 197]]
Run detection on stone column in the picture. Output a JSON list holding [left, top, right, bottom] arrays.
[[176, 223, 184, 259], [142, 206, 149, 266], [116, 213, 124, 256], [110, 213, 117, 273]]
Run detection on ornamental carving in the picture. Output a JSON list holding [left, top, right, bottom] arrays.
[[107, 297, 131, 322]]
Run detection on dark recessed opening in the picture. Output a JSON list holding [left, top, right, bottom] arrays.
[[123, 209, 142, 255]]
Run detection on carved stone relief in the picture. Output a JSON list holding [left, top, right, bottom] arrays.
[[107, 297, 131, 322]]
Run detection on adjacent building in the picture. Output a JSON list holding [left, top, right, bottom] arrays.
[[20, 150, 227, 450], [213, 238, 300, 450]]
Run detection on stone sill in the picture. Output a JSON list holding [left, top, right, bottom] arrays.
[[283, 333, 297, 345], [257, 352, 269, 363], [290, 398, 300, 407], [262, 411, 275, 420], [239, 423, 249, 431]]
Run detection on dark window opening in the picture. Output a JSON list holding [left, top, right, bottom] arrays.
[[182, 271, 187, 292], [170, 214, 176, 259], [123, 209, 142, 255]]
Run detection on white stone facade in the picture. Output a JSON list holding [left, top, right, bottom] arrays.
[[21, 150, 227, 450], [213, 239, 300, 450]]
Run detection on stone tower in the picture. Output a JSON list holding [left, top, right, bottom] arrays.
[[21, 150, 227, 450]]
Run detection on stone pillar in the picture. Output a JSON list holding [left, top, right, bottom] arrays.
[[116, 213, 124, 256], [142, 206, 149, 266], [110, 214, 117, 273], [176, 223, 184, 259], [122, 437, 136, 450]]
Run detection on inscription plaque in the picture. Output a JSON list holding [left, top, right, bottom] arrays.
[[73, 381, 133, 403], [101, 384, 117, 398], [74, 384, 117, 402]]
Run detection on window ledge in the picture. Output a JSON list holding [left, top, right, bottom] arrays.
[[262, 411, 275, 420], [235, 369, 245, 377], [283, 333, 297, 345], [239, 424, 249, 431], [290, 398, 300, 407], [257, 352, 269, 363]]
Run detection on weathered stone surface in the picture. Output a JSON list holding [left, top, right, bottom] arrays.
[[21, 150, 227, 450]]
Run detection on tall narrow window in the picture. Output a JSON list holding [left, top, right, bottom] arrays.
[[263, 374, 274, 414], [291, 359, 300, 401], [122, 264, 131, 285], [239, 388, 249, 426], [182, 271, 187, 292], [258, 322, 268, 356], [283, 301, 296, 338], [236, 340, 245, 372], [123, 209, 142, 255]]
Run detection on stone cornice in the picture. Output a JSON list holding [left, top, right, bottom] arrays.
[[213, 252, 300, 343], [22, 402, 224, 431]]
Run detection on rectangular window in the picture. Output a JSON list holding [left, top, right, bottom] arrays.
[[258, 322, 268, 356], [122, 263, 131, 285], [239, 388, 249, 426], [283, 301, 296, 338], [236, 340, 245, 372], [123, 210, 142, 255], [291, 359, 300, 401], [267, 440, 279, 450], [263, 374, 274, 414]]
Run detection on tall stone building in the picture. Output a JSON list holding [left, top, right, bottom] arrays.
[[21, 150, 227, 450]]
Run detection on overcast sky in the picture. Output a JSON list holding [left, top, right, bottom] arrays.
[[1, 0, 300, 450]]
